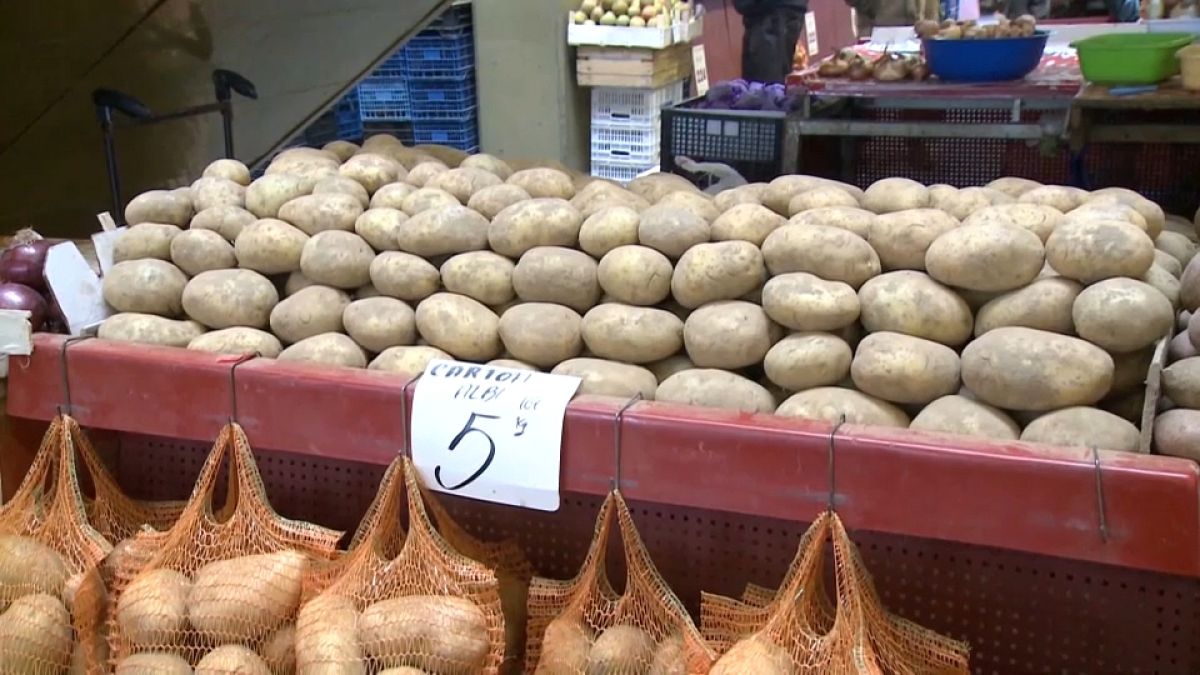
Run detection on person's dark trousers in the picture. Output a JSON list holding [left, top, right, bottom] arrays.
[[741, 6, 806, 83]]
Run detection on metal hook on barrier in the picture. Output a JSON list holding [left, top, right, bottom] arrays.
[[611, 393, 644, 492], [400, 372, 424, 459], [58, 336, 93, 417], [1092, 446, 1110, 544], [828, 414, 847, 514], [226, 352, 260, 425]]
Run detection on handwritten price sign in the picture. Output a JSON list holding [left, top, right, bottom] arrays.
[[410, 360, 581, 511]]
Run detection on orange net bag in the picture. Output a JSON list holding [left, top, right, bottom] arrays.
[[105, 421, 342, 673], [701, 511, 970, 674], [296, 456, 506, 674], [0, 415, 114, 675], [524, 489, 715, 675]]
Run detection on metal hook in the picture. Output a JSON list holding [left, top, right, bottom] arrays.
[[828, 414, 847, 514], [227, 352, 260, 424], [58, 336, 93, 417], [1092, 446, 1109, 544], [400, 372, 424, 459], [611, 393, 644, 492]]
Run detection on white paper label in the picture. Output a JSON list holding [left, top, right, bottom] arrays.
[[851, 8, 859, 36], [692, 44, 710, 96], [410, 360, 581, 511], [805, 12, 819, 56], [45, 242, 111, 336]]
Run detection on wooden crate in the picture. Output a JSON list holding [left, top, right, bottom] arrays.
[[576, 43, 693, 88]]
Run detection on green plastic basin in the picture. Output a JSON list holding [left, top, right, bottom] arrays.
[[1071, 32, 1195, 85]]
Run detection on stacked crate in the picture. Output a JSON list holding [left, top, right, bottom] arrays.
[[404, 4, 479, 152], [589, 81, 685, 183]]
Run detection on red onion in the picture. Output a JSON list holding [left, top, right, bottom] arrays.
[[0, 282, 47, 331], [0, 240, 52, 289]]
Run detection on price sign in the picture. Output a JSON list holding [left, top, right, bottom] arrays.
[[410, 360, 581, 511], [692, 44, 710, 96], [805, 12, 820, 56]]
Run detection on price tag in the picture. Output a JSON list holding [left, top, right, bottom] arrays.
[[805, 12, 820, 56], [692, 44, 710, 96], [410, 360, 581, 511]]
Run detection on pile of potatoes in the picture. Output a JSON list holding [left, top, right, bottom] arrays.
[[1159, 259, 1200, 459], [98, 135, 1199, 454], [538, 616, 687, 674], [0, 534, 76, 673]]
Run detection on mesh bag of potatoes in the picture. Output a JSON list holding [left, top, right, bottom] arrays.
[[302, 456, 532, 674], [524, 489, 714, 675], [295, 456, 506, 674], [105, 422, 342, 673], [700, 511, 969, 674]]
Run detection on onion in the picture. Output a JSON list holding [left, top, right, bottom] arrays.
[[0, 240, 52, 289], [0, 282, 47, 330]]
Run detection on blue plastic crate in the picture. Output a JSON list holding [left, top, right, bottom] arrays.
[[407, 79, 476, 121], [403, 34, 474, 80], [412, 119, 479, 151], [368, 51, 407, 80], [357, 82, 411, 122], [334, 90, 362, 138]]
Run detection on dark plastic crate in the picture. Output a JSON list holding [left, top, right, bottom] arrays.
[[412, 119, 479, 151], [404, 34, 474, 80], [333, 90, 362, 138], [367, 51, 407, 81], [660, 97, 788, 183]]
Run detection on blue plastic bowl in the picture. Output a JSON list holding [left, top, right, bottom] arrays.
[[923, 31, 1050, 82]]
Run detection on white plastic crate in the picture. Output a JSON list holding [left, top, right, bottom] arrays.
[[591, 81, 685, 127], [591, 160, 654, 184], [590, 123, 660, 166]]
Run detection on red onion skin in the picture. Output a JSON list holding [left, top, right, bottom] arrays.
[[0, 282, 47, 331], [0, 240, 52, 290]]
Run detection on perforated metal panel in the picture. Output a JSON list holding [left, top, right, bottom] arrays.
[[114, 433, 1200, 674]]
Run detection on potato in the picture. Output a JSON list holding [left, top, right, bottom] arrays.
[[863, 177, 930, 214], [578, 206, 641, 257], [647, 355, 694, 383], [488, 198, 583, 258], [340, 297, 417, 354], [586, 625, 654, 674], [405, 161, 450, 188], [245, 174, 309, 218], [103, 259, 187, 316], [168, 228, 235, 276], [705, 203, 784, 247], [189, 205, 254, 243], [762, 175, 832, 214], [858, 271, 973, 346], [1044, 218, 1156, 283], [638, 205, 710, 258], [412, 144, 469, 168], [99, 313, 206, 347], [396, 205, 489, 257], [370, 345, 451, 377], [426, 167, 503, 204], [671, 241, 765, 308], [114, 222, 183, 262], [1157, 230, 1198, 268], [936, 186, 1012, 220], [709, 637, 794, 675], [910, 395, 1020, 441], [414, 293, 501, 360], [1141, 263, 1181, 306], [1073, 278, 1173, 353], [464, 185, 528, 222], [116, 568, 190, 647], [925, 223, 1045, 292], [713, 184, 765, 211], [597, 245, 672, 306], [787, 206, 876, 239], [116, 653, 193, 675], [962, 203, 1062, 242], [266, 150, 339, 190], [182, 269, 278, 329], [204, 158, 251, 186], [761, 273, 858, 332], [1089, 189, 1165, 238], [357, 595, 488, 672], [868, 209, 958, 271], [279, 331, 368, 367], [537, 616, 593, 673], [572, 185, 649, 219], [1169, 331, 1198, 361], [1155, 248, 1186, 280], [762, 224, 879, 288], [234, 218, 309, 274], [0, 592, 71, 674], [683, 301, 775, 369], [1017, 185, 1086, 212], [191, 176, 246, 212], [581, 304, 683, 364], [787, 186, 858, 216], [507, 168, 575, 199], [270, 285, 351, 343], [1020, 407, 1139, 451], [656, 369, 775, 413], [460, 153, 513, 179], [434, 251, 513, 307], [339, 153, 404, 194], [975, 277, 1082, 337], [259, 623, 296, 674], [196, 645, 272, 675], [188, 550, 307, 642], [188, 327, 282, 358], [1066, 202, 1149, 235], [125, 189, 194, 227], [550, 358, 656, 399], [349, 207, 404, 252], [851, 332, 960, 405], [657, 190, 719, 223], [1184, 256, 1200, 312], [371, 252, 441, 302], [962, 327, 1114, 411], [513, 247, 599, 313], [494, 303, 580, 368], [1162, 356, 1200, 408], [276, 193, 364, 237], [764, 332, 851, 391], [0, 535, 68, 612], [370, 182, 417, 210], [299, 231, 375, 290], [628, 172, 697, 203], [296, 594, 365, 675], [776, 387, 909, 427], [311, 175, 370, 208], [1154, 409, 1200, 459], [401, 187, 460, 216], [987, 176, 1041, 197]]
